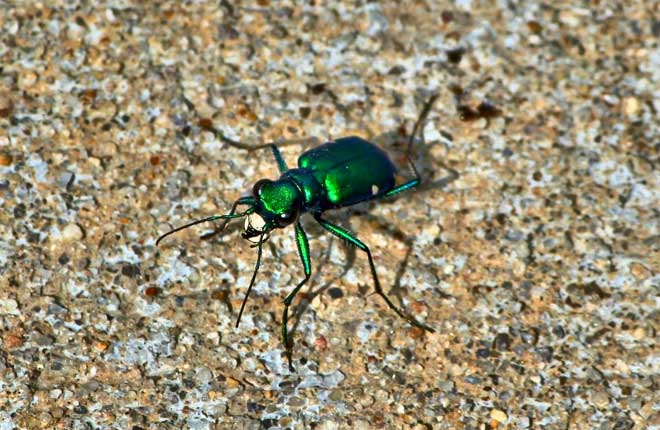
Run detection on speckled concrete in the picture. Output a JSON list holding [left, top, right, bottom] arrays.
[[1, 2, 658, 430]]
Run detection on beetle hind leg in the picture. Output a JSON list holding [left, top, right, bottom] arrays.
[[314, 214, 435, 333], [386, 94, 439, 198], [384, 177, 420, 197]]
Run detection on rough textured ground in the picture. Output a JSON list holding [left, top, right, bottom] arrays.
[[1, 1, 658, 429]]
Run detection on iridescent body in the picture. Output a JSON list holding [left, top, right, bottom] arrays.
[[156, 96, 440, 371], [250, 137, 403, 223], [297, 138, 397, 209]]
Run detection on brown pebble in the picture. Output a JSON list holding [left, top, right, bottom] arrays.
[[80, 89, 98, 104], [4, 334, 23, 348], [226, 377, 241, 389], [144, 286, 161, 297], [410, 301, 427, 313], [0, 104, 12, 118], [198, 118, 214, 130], [315, 335, 328, 351], [441, 11, 454, 23], [94, 341, 109, 351], [409, 327, 426, 340], [211, 290, 228, 300], [237, 104, 258, 121], [630, 263, 650, 280], [0, 153, 12, 166], [527, 20, 543, 34]]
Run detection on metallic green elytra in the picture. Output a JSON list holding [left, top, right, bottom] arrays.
[[297, 137, 397, 207], [156, 95, 440, 371]]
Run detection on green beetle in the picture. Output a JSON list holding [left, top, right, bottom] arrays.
[[158, 95, 440, 370]]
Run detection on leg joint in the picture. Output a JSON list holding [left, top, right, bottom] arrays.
[[283, 274, 311, 305]]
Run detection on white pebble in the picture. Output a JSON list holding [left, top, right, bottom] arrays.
[[61, 223, 84, 242], [0, 299, 20, 316]]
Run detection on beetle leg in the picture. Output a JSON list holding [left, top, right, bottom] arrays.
[[270, 144, 289, 173], [386, 94, 440, 198], [235, 230, 266, 328], [313, 214, 435, 333], [198, 195, 256, 240], [209, 124, 320, 153], [282, 221, 312, 371], [384, 177, 420, 197], [219, 195, 256, 230], [156, 196, 256, 246], [268, 137, 321, 172], [407, 93, 439, 154]]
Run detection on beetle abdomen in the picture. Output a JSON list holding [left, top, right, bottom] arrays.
[[298, 136, 397, 209]]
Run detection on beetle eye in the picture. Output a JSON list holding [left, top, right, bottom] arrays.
[[252, 179, 270, 197], [276, 209, 298, 227]]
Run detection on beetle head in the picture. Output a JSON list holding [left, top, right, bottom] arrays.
[[243, 178, 302, 243]]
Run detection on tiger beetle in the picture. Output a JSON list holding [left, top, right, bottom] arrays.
[[157, 94, 439, 370]]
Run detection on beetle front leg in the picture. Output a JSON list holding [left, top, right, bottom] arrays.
[[198, 195, 256, 241], [282, 221, 312, 371], [314, 213, 435, 333]]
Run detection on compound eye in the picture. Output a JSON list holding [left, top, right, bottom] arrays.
[[252, 179, 270, 197], [276, 208, 298, 227]]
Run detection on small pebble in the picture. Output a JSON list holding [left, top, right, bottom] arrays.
[[318, 421, 339, 430], [4, 334, 23, 348], [622, 97, 640, 117], [195, 366, 213, 384], [490, 409, 508, 423], [18, 69, 38, 88], [60, 223, 84, 242], [0, 153, 12, 166], [0, 299, 20, 316]]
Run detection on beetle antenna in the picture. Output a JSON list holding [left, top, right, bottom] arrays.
[[407, 93, 439, 155], [236, 230, 266, 328], [156, 207, 254, 246]]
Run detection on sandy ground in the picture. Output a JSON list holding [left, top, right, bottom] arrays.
[[0, 1, 658, 429]]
